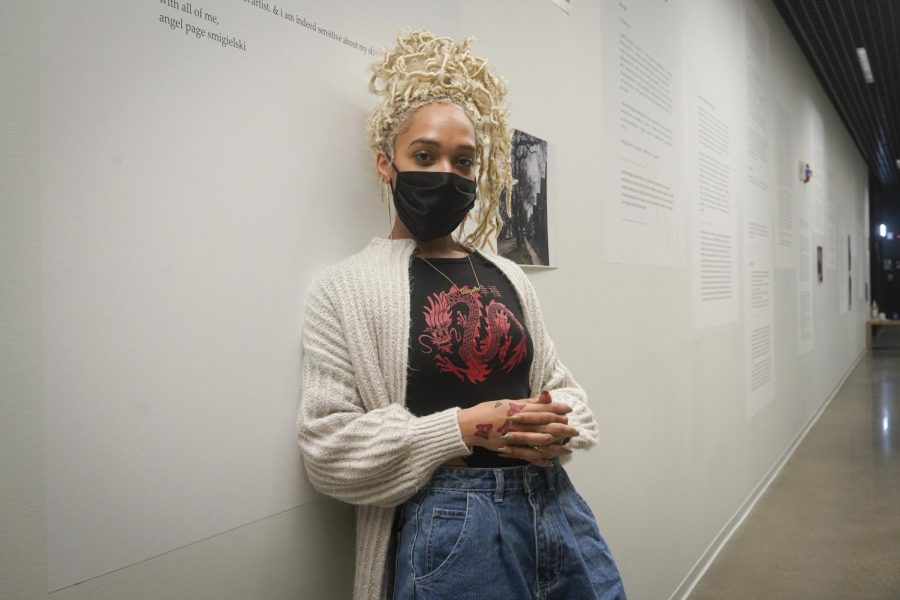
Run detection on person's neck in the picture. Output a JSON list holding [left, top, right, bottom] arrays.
[[388, 224, 469, 258]]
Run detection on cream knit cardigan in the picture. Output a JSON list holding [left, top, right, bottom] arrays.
[[296, 237, 599, 600]]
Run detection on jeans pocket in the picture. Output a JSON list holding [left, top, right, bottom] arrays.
[[414, 494, 471, 585], [559, 468, 598, 520], [559, 470, 610, 547], [571, 488, 598, 521]]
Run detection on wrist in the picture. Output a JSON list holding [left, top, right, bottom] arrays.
[[457, 407, 480, 447]]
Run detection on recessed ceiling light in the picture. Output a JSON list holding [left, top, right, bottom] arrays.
[[896, 158, 900, 169], [856, 47, 874, 83]]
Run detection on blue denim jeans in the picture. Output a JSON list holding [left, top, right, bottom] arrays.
[[391, 459, 626, 599]]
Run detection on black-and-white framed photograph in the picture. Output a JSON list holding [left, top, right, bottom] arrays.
[[498, 129, 551, 267]]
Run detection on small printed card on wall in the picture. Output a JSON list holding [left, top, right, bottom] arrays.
[[498, 129, 553, 268]]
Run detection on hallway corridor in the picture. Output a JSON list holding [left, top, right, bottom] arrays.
[[690, 329, 900, 599]]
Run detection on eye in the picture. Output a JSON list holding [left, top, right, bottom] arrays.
[[413, 151, 432, 162], [457, 156, 475, 169]]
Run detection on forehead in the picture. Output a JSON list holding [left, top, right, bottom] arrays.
[[398, 103, 476, 144]]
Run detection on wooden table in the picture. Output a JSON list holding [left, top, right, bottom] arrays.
[[866, 319, 900, 350]]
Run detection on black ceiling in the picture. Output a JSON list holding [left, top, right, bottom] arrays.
[[773, 0, 900, 186]]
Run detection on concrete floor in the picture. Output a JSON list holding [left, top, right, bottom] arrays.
[[689, 328, 900, 600]]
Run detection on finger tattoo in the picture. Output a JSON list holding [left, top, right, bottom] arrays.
[[507, 402, 526, 416]]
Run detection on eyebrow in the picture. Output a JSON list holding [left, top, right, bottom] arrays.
[[407, 137, 476, 152]]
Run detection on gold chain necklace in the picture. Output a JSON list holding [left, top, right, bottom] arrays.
[[417, 253, 482, 296]]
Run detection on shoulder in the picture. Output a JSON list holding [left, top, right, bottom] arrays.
[[309, 239, 387, 287], [303, 246, 366, 310], [306, 237, 415, 304]]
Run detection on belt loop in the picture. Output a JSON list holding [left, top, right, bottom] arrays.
[[493, 468, 505, 503]]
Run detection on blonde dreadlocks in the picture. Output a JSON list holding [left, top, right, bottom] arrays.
[[366, 28, 513, 251]]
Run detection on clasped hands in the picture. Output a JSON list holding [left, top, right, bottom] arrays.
[[457, 390, 578, 467]]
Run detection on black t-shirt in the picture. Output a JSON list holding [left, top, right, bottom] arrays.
[[406, 252, 533, 467]]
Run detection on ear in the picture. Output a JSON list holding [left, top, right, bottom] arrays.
[[375, 150, 392, 184]]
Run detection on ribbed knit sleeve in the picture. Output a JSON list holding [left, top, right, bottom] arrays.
[[296, 273, 472, 508]]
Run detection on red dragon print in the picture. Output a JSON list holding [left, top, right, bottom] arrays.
[[417, 284, 528, 384]]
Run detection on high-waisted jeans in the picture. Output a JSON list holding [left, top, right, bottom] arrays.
[[391, 459, 627, 599]]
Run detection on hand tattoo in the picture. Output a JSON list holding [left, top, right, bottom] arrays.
[[474, 423, 493, 440], [494, 401, 503, 408], [507, 402, 526, 416], [497, 420, 513, 435]]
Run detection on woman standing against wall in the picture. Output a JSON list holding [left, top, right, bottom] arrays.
[[297, 29, 626, 600]]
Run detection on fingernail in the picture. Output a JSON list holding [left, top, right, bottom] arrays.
[[508, 415, 521, 422], [498, 447, 510, 454], [540, 390, 551, 402], [501, 434, 513, 441]]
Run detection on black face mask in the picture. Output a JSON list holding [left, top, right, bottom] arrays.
[[390, 163, 477, 242]]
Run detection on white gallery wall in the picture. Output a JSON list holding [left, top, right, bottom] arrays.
[[2, 0, 868, 599]]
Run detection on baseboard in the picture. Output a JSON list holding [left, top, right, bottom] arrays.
[[667, 348, 867, 600]]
